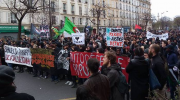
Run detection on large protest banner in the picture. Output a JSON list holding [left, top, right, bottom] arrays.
[[146, 31, 168, 40], [72, 33, 85, 45], [4, 45, 32, 67], [70, 52, 129, 81], [31, 48, 54, 68], [106, 28, 124, 47]]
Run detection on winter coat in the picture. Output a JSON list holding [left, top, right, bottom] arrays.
[[0, 86, 35, 100], [84, 72, 110, 100], [126, 56, 149, 100], [105, 64, 125, 100], [167, 51, 178, 69], [151, 54, 167, 90]]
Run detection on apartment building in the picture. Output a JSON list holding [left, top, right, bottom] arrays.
[[0, 0, 152, 39]]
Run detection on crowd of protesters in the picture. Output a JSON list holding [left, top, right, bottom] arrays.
[[1, 29, 180, 100]]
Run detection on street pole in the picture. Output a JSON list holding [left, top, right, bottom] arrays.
[[49, 0, 52, 39]]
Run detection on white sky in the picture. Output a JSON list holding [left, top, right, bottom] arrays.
[[151, 0, 180, 20]]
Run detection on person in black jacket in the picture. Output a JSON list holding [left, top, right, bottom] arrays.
[[102, 50, 124, 100], [0, 65, 35, 100], [126, 47, 149, 100], [149, 44, 167, 98]]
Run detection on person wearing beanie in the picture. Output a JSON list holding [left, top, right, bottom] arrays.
[[166, 45, 178, 99], [0, 65, 35, 100]]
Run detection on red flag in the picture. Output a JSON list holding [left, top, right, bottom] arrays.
[[135, 25, 142, 29]]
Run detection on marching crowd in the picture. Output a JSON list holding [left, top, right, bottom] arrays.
[[1, 29, 180, 100]]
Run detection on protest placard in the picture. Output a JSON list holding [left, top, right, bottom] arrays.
[[146, 31, 168, 40], [72, 33, 85, 45], [106, 28, 124, 47], [31, 48, 54, 68], [4, 45, 32, 67], [70, 52, 129, 81]]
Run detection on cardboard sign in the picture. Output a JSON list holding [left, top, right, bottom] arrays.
[[70, 52, 129, 81], [106, 28, 124, 47], [31, 48, 54, 68], [72, 33, 85, 45], [4, 45, 32, 67]]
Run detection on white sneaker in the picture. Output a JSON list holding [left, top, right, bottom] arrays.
[[65, 81, 70, 85], [68, 81, 73, 86]]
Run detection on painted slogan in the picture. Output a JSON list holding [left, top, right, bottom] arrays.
[[31, 48, 54, 68], [106, 28, 124, 47], [70, 52, 129, 81], [4, 45, 32, 67]]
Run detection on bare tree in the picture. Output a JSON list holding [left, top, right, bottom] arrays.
[[140, 12, 151, 32], [160, 16, 172, 30], [4, 0, 42, 40], [88, 1, 109, 35], [174, 16, 180, 29]]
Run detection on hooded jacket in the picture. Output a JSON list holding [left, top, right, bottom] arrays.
[[126, 56, 149, 100], [105, 64, 124, 100], [167, 51, 178, 69]]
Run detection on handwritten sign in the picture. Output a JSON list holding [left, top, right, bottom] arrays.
[[72, 33, 85, 45], [106, 28, 124, 47], [70, 52, 129, 81], [4, 45, 32, 67], [31, 48, 54, 68]]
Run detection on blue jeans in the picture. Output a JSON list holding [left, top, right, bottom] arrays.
[[170, 84, 176, 99]]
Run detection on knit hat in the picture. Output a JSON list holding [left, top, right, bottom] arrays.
[[0, 65, 15, 85]]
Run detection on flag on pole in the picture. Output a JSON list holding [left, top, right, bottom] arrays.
[[63, 17, 80, 34], [30, 23, 40, 35], [135, 24, 142, 30], [53, 17, 80, 39]]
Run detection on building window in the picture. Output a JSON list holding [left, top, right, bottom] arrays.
[[52, 16, 56, 24], [103, 10, 106, 18], [79, 18, 82, 25], [11, 13, 17, 23], [72, 17, 75, 23], [79, 6, 82, 15], [103, 1, 105, 7], [85, 0, 88, 4], [71, 5, 74, 14], [63, 3, 66, 13], [92, 0, 94, 5], [51, 1, 55, 12], [86, 18, 88, 24], [104, 20, 105, 26]]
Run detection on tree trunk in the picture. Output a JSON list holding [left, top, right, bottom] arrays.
[[97, 17, 99, 35], [18, 20, 22, 40]]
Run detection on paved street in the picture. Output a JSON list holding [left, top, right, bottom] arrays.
[[14, 71, 76, 100]]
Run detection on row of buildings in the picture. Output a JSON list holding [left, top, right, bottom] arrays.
[[0, 0, 152, 39]]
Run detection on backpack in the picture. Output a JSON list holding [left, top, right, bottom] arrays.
[[116, 70, 129, 94]]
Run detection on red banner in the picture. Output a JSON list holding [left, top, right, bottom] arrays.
[[70, 52, 129, 81]]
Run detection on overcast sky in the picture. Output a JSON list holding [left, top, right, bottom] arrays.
[[151, 0, 180, 20]]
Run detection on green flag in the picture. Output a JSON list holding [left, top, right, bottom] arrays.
[[53, 17, 80, 39], [63, 17, 80, 35]]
